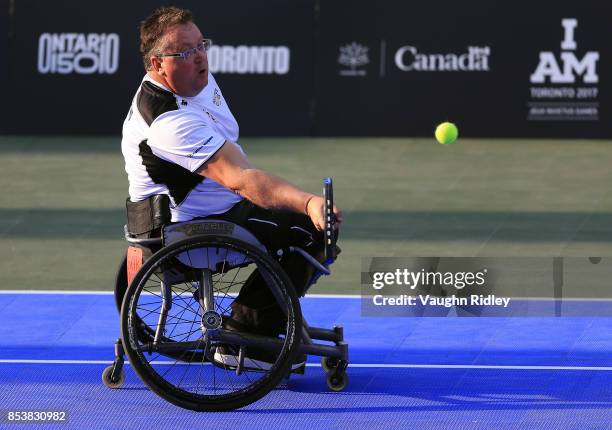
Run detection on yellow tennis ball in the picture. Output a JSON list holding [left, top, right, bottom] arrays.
[[435, 122, 458, 145]]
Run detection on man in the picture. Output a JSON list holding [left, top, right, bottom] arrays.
[[122, 7, 341, 368]]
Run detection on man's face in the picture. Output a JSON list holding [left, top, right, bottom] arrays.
[[154, 22, 209, 97]]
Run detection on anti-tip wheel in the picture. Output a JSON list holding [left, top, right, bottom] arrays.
[[326, 371, 348, 392], [321, 356, 339, 373], [102, 365, 125, 389]]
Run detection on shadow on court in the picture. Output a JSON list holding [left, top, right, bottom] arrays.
[[2, 208, 611, 242]]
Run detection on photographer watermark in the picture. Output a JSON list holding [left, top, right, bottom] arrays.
[[1, 410, 69, 424], [361, 257, 612, 317]]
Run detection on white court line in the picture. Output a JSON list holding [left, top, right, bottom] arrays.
[[1, 359, 612, 371], [3, 291, 612, 302], [0, 290, 361, 299], [0, 290, 114, 295]]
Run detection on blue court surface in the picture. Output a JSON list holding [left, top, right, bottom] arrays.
[[2, 292, 612, 429]]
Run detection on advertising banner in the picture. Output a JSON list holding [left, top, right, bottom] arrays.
[[1, 0, 12, 134], [8, 0, 143, 135], [3, 0, 611, 138], [314, 0, 611, 138], [6, 0, 314, 136]]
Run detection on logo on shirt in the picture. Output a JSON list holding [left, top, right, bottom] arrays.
[[213, 88, 222, 106], [205, 110, 219, 124], [37, 33, 120, 75], [187, 136, 214, 158]]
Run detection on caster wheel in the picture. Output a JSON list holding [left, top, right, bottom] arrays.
[[326, 371, 348, 392], [102, 365, 125, 389], [321, 356, 339, 373]]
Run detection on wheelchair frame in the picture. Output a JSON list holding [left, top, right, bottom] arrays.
[[102, 177, 349, 411]]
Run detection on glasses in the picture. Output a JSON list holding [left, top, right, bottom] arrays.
[[157, 39, 213, 60]]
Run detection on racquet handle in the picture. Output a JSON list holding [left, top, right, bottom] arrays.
[[323, 177, 336, 262]]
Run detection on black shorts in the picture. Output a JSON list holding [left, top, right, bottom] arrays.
[[209, 200, 329, 326], [209, 199, 325, 263]]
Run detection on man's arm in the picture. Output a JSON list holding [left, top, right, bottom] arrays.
[[195, 141, 342, 230]]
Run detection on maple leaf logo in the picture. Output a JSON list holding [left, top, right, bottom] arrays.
[[338, 43, 369, 70]]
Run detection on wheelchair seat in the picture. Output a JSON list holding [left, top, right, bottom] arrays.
[[163, 219, 266, 271]]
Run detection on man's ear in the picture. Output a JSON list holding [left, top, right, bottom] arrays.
[[150, 56, 163, 75]]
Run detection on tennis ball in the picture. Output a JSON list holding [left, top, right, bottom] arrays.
[[435, 122, 458, 145]]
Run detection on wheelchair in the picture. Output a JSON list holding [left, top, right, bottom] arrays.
[[102, 178, 349, 411]]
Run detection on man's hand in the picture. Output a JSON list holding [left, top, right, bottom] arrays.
[[306, 196, 343, 231]]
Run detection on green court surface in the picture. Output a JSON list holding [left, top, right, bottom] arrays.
[[1, 136, 611, 294]]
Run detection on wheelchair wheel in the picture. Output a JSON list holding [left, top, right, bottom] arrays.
[[121, 235, 302, 412]]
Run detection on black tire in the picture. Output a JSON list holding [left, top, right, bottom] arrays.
[[102, 365, 125, 389], [121, 235, 302, 412], [326, 371, 348, 392]]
